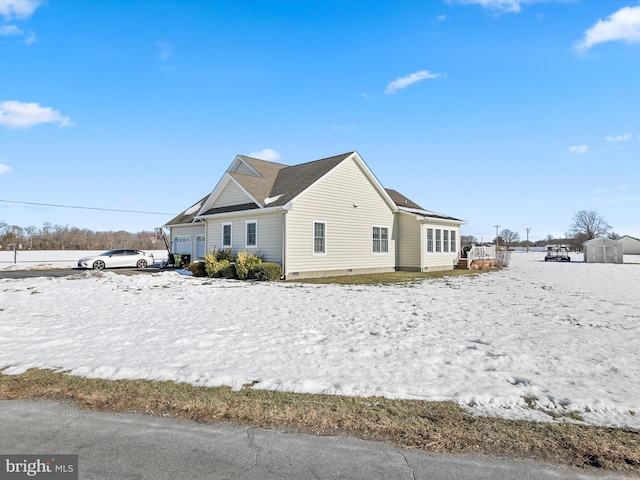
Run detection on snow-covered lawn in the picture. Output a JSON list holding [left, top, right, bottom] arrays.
[[1, 251, 639, 429]]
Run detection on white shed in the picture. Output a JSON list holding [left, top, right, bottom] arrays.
[[583, 237, 624, 264], [620, 235, 640, 255]]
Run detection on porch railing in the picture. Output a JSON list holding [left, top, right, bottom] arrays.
[[465, 245, 496, 268]]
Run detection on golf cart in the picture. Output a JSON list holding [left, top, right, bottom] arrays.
[[544, 245, 571, 262]]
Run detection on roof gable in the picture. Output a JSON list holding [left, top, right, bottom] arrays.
[[265, 152, 354, 207], [183, 152, 457, 222]]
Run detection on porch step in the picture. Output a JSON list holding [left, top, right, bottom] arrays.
[[454, 258, 468, 269]]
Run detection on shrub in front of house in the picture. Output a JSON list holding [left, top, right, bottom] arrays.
[[187, 261, 207, 277], [204, 254, 228, 278], [215, 247, 234, 262], [221, 262, 237, 279], [235, 250, 262, 280], [250, 262, 282, 281]]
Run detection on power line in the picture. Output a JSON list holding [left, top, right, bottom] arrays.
[[0, 199, 176, 216]]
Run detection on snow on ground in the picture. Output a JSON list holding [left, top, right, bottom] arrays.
[[0, 250, 169, 270], [0, 251, 639, 429]]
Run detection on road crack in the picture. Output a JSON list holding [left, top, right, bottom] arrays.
[[398, 450, 417, 480]]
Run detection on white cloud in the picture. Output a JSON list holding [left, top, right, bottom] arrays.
[[437, 14, 447, 21], [575, 6, 640, 51], [0, 0, 41, 20], [385, 70, 442, 94], [156, 41, 175, 61], [568, 145, 589, 154], [0, 24, 22, 35], [0, 163, 13, 175], [23, 28, 35, 43], [605, 133, 632, 142], [0, 1, 41, 44], [0, 100, 75, 129], [449, 0, 539, 13], [249, 148, 281, 161], [592, 187, 608, 194]]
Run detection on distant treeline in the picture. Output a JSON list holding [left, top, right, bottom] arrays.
[[0, 220, 162, 251]]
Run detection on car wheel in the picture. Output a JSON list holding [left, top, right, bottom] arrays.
[[137, 259, 148, 268], [93, 260, 106, 270]]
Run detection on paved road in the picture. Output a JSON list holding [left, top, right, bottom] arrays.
[[0, 400, 628, 480], [0, 267, 167, 279]]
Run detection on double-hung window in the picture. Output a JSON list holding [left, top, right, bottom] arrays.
[[450, 231, 457, 253], [372, 226, 389, 253], [435, 229, 442, 253], [313, 222, 326, 254], [245, 220, 257, 248], [222, 223, 232, 248], [427, 228, 434, 253], [443, 230, 449, 253]]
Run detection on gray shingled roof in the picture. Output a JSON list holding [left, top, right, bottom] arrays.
[[168, 152, 464, 225], [385, 189, 423, 210], [165, 194, 209, 226]]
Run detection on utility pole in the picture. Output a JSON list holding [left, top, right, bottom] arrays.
[[525, 228, 531, 253], [494, 224, 500, 246]]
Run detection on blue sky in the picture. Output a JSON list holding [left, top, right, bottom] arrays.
[[1, 0, 639, 241]]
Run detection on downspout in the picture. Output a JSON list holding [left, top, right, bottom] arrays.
[[419, 220, 425, 272], [281, 209, 288, 279]]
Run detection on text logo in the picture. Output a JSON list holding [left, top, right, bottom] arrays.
[[1, 455, 77, 479]]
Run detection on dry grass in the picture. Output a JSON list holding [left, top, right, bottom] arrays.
[[293, 269, 485, 285], [1, 368, 638, 474]]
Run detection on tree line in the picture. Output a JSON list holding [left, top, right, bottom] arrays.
[[0, 220, 162, 251], [462, 210, 620, 251]]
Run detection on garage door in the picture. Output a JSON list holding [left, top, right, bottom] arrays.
[[173, 236, 192, 255], [196, 236, 205, 258]]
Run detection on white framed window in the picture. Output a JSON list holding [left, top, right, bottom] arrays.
[[222, 222, 232, 248], [313, 221, 326, 254], [450, 231, 456, 253], [435, 229, 442, 253], [372, 226, 389, 253], [245, 220, 257, 248], [426, 228, 434, 253], [443, 230, 449, 253]]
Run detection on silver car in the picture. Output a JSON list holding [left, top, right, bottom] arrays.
[[77, 249, 154, 270]]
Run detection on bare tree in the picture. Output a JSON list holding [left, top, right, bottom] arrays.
[[499, 229, 520, 249], [461, 235, 477, 248], [569, 210, 611, 241]]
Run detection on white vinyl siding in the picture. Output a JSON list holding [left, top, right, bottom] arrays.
[[396, 213, 421, 270], [285, 156, 396, 276], [215, 180, 253, 208], [205, 212, 283, 265]]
